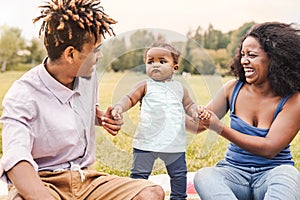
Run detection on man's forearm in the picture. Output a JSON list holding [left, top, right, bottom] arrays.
[[7, 161, 54, 200]]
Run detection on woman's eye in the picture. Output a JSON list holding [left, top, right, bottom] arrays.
[[241, 53, 256, 58], [248, 54, 256, 58]]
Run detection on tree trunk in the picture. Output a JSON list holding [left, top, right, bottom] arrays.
[[1, 59, 7, 72]]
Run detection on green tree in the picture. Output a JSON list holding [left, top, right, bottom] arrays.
[[101, 37, 127, 72], [193, 26, 204, 46], [111, 30, 166, 72], [100, 30, 158, 72], [203, 24, 218, 49], [126, 30, 155, 72], [206, 49, 230, 76], [180, 36, 215, 75], [26, 37, 46, 65], [0, 25, 26, 72], [227, 22, 255, 57], [190, 48, 215, 74], [203, 24, 230, 50], [179, 38, 195, 74], [129, 30, 155, 49]]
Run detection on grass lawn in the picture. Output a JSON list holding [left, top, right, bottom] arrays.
[[0, 70, 299, 177]]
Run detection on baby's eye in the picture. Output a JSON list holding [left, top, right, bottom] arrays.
[[147, 61, 154, 64], [160, 60, 166, 64]]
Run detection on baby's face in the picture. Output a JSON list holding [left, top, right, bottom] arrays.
[[145, 47, 177, 82]]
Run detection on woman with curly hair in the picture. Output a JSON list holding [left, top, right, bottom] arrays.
[[193, 22, 300, 199]]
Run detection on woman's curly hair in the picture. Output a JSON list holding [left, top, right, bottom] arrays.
[[230, 22, 300, 97], [33, 0, 117, 61]]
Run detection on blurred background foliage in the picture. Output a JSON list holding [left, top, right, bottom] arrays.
[[0, 22, 255, 76]]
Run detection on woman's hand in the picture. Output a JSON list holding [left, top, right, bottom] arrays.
[[196, 105, 211, 120], [198, 109, 224, 135], [96, 105, 123, 136]]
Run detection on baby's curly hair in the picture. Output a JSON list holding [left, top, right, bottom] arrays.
[[144, 42, 181, 65], [33, 0, 117, 61], [230, 22, 300, 97]]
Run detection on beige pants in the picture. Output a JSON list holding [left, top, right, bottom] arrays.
[[8, 169, 156, 200]]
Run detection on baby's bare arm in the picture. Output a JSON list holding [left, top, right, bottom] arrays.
[[182, 86, 198, 117], [182, 86, 211, 121], [111, 80, 146, 119]]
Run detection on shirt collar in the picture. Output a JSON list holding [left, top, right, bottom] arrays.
[[38, 57, 80, 104]]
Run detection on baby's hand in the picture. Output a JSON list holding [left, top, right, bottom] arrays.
[[111, 105, 123, 120], [191, 105, 200, 121], [197, 105, 211, 120]]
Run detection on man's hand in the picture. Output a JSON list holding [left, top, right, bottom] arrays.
[[96, 105, 123, 136]]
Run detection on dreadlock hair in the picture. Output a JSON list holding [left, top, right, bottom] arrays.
[[144, 42, 181, 65], [33, 0, 117, 61], [230, 22, 300, 97]]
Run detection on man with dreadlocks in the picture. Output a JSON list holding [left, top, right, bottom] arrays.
[[0, 0, 164, 199]]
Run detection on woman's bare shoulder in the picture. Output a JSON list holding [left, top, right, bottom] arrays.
[[223, 79, 238, 96], [286, 92, 300, 108]]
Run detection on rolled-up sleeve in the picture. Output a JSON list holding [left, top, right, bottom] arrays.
[[0, 85, 38, 182], [1, 64, 98, 182]]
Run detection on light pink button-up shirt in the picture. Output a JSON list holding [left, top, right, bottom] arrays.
[[0, 60, 99, 182]]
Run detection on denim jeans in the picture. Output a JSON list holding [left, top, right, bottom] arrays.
[[194, 159, 300, 200], [130, 148, 187, 200]]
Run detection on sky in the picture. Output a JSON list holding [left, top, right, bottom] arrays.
[[0, 0, 299, 40]]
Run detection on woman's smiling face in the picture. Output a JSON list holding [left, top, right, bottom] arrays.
[[240, 36, 270, 84]]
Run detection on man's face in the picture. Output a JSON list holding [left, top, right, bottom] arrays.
[[75, 40, 103, 78]]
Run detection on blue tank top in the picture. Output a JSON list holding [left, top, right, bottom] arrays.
[[225, 81, 294, 167]]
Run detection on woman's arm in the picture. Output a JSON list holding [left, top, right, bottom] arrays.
[[186, 80, 233, 134], [201, 83, 300, 158]]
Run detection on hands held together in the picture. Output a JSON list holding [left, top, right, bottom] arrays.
[[96, 105, 123, 136], [194, 105, 211, 121], [98, 104, 223, 136], [193, 105, 224, 134]]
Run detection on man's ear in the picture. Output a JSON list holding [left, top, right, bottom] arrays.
[[64, 46, 75, 63], [173, 64, 179, 72]]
